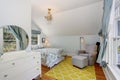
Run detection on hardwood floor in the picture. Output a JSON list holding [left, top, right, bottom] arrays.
[[95, 63, 106, 80], [40, 65, 56, 80], [41, 65, 50, 75]]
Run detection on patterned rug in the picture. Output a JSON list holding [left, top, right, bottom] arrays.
[[45, 58, 96, 80]]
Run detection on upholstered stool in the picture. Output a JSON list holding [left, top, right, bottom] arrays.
[[72, 56, 88, 68]]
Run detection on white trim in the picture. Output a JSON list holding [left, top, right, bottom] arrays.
[[103, 0, 120, 80], [102, 67, 111, 80], [108, 65, 120, 80], [102, 65, 119, 80]]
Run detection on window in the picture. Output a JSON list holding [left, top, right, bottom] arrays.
[[113, 21, 120, 68], [102, 1, 120, 79], [31, 34, 38, 45], [31, 31, 41, 45], [113, 0, 120, 68], [3, 27, 17, 52]]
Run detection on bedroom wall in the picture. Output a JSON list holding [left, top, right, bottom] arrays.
[[33, 1, 103, 37], [48, 35, 100, 56], [0, 0, 31, 50]]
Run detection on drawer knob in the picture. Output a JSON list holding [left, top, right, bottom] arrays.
[[33, 57, 35, 59], [12, 63, 15, 65], [36, 68, 39, 70], [4, 75, 8, 77], [37, 61, 39, 63]]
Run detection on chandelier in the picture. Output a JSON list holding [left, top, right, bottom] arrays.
[[44, 8, 52, 21]]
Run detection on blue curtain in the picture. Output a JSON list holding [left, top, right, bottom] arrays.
[[97, 0, 113, 66], [8, 26, 26, 50]]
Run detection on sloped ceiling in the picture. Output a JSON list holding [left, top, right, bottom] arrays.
[[31, 0, 103, 36]]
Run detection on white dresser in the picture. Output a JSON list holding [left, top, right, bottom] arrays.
[[0, 51, 41, 80]]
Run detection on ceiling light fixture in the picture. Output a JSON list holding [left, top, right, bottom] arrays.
[[45, 8, 52, 21]]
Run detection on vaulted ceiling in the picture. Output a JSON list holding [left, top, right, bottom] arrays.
[[31, 0, 103, 36]]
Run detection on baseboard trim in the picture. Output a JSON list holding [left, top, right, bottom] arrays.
[[102, 66, 116, 80], [102, 67, 111, 80]]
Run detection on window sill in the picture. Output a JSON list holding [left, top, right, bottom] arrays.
[[108, 64, 120, 80]]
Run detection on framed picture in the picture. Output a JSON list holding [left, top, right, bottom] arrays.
[[42, 38, 45, 43]]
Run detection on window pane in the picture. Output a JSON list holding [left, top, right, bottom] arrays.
[[31, 34, 38, 45], [118, 21, 120, 35], [3, 28, 16, 52]]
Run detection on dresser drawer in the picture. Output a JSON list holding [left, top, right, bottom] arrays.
[[0, 55, 40, 72], [0, 52, 41, 80], [14, 56, 34, 66], [25, 66, 40, 80], [0, 67, 19, 80], [33, 57, 41, 65], [13, 66, 40, 80], [32, 51, 41, 56], [0, 61, 16, 72], [0, 65, 40, 80], [0, 53, 35, 72]]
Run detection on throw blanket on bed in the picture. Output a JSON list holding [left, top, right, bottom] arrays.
[[40, 48, 64, 68], [46, 53, 58, 67]]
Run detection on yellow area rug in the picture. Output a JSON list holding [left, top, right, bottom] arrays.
[[45, 58, 96, 80]]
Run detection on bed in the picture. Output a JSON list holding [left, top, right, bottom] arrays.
[[37, 48, 64, 68]]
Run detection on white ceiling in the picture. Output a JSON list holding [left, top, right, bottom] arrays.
[[31, 0, 103, 36], [32, 0, 102, 17]]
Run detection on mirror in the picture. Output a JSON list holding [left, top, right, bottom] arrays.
[[0, 25, 29, 55]]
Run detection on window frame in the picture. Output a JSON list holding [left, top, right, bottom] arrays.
[[105, 0, 120, 79]]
